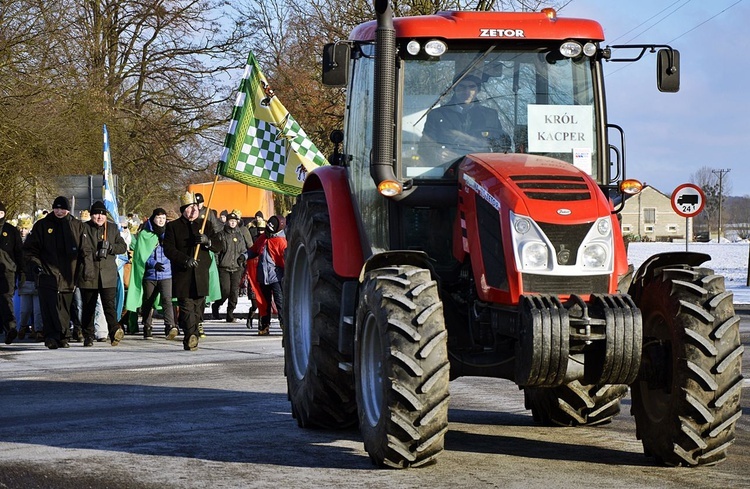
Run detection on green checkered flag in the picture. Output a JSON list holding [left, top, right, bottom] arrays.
[[218, 52, 328, 195]]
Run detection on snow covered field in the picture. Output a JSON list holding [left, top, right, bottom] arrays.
[[627, 242, 750, 305]]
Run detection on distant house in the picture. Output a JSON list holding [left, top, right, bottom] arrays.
[[619, 186, 687, 241]]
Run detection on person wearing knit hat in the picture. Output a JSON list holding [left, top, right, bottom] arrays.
[[163, 191, 222, 350], [126, 207, 176, 340], [219, 210, 228, 224], [420, 72, 509, 164], [246, 215, 287, 335], [22, 196, 91, 349], [0, 202, 24, 346], [52, 196, 70, 211], [212, 209, 253, 323], [77, 200, 128, 346]]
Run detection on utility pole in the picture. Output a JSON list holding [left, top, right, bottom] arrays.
[[712, 168, 730, 241]]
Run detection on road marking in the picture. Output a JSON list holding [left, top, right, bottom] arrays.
[[122, 363, 222, 372]]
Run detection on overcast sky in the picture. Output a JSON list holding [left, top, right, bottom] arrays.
[[558, 0, 748, 197]]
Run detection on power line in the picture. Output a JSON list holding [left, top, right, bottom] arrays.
[[668, 0, 745, 43], [600, 0, 746, 78], [611, 0, 691, 43], [621, 0, 693, 44]]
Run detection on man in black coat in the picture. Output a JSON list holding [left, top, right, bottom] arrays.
[[163, 192, 222, 351], [420, 74, 510, 165], [0, 202, 25, 345], [23, 196, 93, 349], [79, 200, 128, 347]]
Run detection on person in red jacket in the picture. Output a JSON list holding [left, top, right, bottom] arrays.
[[247, 215, 286, 335]]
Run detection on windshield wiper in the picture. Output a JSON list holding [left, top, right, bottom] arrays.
[[414, 44, 497, 127]]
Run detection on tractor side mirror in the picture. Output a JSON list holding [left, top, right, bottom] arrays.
[[322, 43, 350, 87], [657, 48, 680, 93]]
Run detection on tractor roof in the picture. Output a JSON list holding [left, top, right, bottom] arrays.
[[349, 10, 605, 43]]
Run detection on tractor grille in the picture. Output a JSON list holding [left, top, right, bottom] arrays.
[[537, 222, 592, 266], [510, 175, 591, 201], [476, 194, 507, 290], [522, 274, 609, 295]]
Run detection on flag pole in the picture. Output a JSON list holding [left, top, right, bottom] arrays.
[[193, 170, 221, 260]]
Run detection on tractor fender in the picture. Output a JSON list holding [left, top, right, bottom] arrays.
[[303, 166, 364, 278], [628, 251, 711, 296], [359, 250, 438, 283]]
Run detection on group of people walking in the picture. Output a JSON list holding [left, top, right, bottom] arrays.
[[1, 191, 287, 352]]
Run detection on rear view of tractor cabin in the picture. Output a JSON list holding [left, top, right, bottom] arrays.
[[282, 3, 743, 468]]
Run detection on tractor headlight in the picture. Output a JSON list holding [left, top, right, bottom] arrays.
[[597, 218, 611, 236], [523, 242, 549, 269], [582, 244, 607, 268]]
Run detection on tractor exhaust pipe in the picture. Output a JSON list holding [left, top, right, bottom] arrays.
[[371, 0, 401, 196]]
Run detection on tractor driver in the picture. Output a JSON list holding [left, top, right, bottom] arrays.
[[419, 75, 510, 166]]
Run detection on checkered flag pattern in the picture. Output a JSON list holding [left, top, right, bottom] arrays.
[[218, 51, 328, 196]]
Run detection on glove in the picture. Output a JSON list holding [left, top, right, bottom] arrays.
[[154, 262, 165, 272], [237, 254, 247, 268], [185, 258, 199, 268], [193, 234, 210, 246]]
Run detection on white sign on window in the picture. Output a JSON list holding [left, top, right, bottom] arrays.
[[527, 105, 593, 153]]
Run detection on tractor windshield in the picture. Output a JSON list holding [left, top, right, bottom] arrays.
[[400, 46, 598, 180]]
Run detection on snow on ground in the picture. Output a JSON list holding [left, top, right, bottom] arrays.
[[627, 242, 750, 305]]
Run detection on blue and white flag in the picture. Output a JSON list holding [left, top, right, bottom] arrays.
[[103, 124, 126, 316], [103, 124, 122, 232]]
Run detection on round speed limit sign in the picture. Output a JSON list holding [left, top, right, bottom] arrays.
[[671, 183, 705, 218]]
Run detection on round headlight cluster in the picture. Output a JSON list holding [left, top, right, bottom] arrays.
[[597, 218, 611, 236], [514, 217, 532, 235], [560, 41, 598, 58], [523, 242, 549, 269], [582, 244, 607, 268]]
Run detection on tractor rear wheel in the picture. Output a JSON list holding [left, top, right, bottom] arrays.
[[283, 191, 357, 429], [524, 382, 628, 426], [630, 266, 743, 466], [355, 265, 450, 468]]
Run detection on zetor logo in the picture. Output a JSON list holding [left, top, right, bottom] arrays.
[[479, 28, 525, 38]]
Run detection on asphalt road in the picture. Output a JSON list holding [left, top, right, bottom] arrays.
[[0, 306, 748, 489]]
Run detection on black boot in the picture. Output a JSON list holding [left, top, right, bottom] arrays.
[[211, 302, 220, 320], [143, 325, 153, 339]]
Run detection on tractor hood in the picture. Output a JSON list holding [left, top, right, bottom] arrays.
[[457, 153, 611, 224]]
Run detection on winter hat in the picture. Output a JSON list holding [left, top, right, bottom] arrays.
[[266, 215, 285, 234], [151, 207, 167, 219], [52, 196, 70, 210], [220, 209, 228, 218], [90, 200, 107, 215], [254, 210, 264, 219], [227, 212, 240, 222], [195, 193, 204, 205]]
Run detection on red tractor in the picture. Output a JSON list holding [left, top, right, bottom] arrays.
[[282, 2, 743, 468]]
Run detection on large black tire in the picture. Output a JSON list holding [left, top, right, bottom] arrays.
[[630, 266, 743, 466], [355, 266, 450, 468], [283, 191, 357, 429], [524, 382, 628, 427]]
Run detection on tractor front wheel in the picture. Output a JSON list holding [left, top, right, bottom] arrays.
[[630, 266, 743, 466], [355, 265, 450, 468]]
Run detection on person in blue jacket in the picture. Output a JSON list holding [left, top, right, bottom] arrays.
[[126, 208, 176, 339]]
